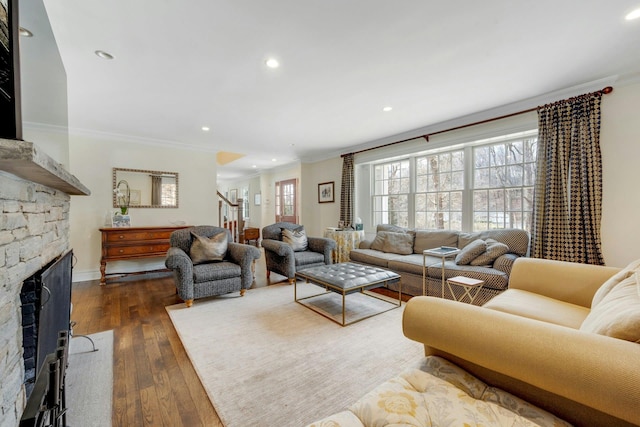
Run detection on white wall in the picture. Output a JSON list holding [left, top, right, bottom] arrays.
[[300, 157, 342, 237], [68, 132, 218, 281], [600, 80, 640, 267], [22, 123, 70, 169], [64, 80, 640, 277]]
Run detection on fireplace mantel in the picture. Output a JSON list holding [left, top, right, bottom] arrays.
[[0, 138, 90, 195]]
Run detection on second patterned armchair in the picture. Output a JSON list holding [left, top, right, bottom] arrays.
[[261, 222, 336, 284]]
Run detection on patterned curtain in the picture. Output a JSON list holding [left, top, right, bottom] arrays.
[[530, 91, 605, 265], [340, 154, 354, 225], [151, 175, 163, 206]]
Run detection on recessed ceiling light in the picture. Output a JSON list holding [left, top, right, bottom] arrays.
[[265, 58, 279, 68], [95, 50, 114, 60], [625, 8, 640, 20], [383, 106, 393, 112], [252, 165, 257, 168], [271, 158, 277, 162], [19, 27, 33, 37], [201, 126, 210, 131]]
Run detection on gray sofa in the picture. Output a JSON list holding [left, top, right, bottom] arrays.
[[349, 225, 529, 305]]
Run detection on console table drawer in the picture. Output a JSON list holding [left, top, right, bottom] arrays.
[[105, 243, 170, 258], [104, 230, 174, 242]]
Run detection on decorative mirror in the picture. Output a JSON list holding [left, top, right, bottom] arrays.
[[112, 168, 179, 208]]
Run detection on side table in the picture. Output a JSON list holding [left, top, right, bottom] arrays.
[[423, 247, 460, 296], [323, 228, 365, 263], [446, 276, 484, 304]]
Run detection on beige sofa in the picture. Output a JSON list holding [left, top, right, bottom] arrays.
[[308, 257, 640, 427], [349, 225, 529, 304], [404, 257, 640, 427]]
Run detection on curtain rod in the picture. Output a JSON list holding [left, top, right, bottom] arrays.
[[342, 86, 613, 158]]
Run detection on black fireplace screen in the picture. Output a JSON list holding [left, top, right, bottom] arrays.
[[20, 249, 73, 397]]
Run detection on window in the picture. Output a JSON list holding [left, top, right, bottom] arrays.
[[372, 160, 410, 227], [368, 131, 537, 232], [415, 150, 464, 230], [161, 178, 177, 206], [472, 137, 537, 231], [241, 187, 249, 218]]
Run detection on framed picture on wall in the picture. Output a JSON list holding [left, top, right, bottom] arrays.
[[254, 193, 261, 206], [318, 181, 335, 203]]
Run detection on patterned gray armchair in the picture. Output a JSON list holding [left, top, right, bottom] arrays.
[[261, 222, 336, 284], [165, 225, 261, 307]]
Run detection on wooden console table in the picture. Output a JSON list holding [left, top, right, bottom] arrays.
[[99, 225, 190, 284]]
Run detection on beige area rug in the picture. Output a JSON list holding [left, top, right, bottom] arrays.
[[166, 283, 424, 427], [67, 330, 114, 427]]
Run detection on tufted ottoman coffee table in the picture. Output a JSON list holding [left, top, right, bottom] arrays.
[[294, 262, 401, 326]]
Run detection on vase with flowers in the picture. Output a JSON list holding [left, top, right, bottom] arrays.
[[114, 179, 131, 215]]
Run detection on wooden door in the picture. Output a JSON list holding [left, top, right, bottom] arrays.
[[275, 178, 297, 223]]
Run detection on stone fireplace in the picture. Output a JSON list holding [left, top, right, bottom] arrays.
[[0, 138, 89, 426]]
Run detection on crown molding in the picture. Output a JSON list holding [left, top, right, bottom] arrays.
[[68, 126, 218, 153]]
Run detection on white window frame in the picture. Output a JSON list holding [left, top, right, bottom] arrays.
[[364, 129, 538, 232]]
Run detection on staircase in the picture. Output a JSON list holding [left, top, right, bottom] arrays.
[[217, 191, 244, 242]]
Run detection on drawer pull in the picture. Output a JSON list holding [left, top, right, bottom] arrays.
[[119, 249, 124, 253], [119, 235, 125, 239]]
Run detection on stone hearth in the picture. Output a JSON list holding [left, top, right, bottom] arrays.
[[0, 138, 89, 427]]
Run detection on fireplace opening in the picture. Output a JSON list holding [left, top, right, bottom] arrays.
[[19, 249, 73, 399]]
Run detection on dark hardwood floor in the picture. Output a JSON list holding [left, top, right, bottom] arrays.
[[72, 273, 224, 426], [71, 252, 409, 426]]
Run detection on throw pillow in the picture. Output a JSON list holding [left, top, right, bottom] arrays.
[[190, 231, 227, 264], [370, 232, 387, 252], [591, 258, 640, 307], [580, 271, 640, 343], [370, 231, 414, 255], [455, 239, 487, 265], [469, 238, 510, 266], [376, 224, 408, 233], [282, 227, 308, 251]]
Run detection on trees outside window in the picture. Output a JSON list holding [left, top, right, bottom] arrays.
[[472, 137, 537, 231], [372, 160, 410, 228], [369, 131, 537, 232], [415, 150, 464, 230]]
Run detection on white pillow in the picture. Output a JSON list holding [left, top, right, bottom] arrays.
[[580, 271, 640, 343], [591, 258, 640, 307]]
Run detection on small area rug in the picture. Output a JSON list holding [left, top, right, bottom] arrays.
[[67, 330, 114, 427], [166, 283, 424, 427]]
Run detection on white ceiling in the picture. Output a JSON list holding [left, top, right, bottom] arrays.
[[24, 1, 640, 179]]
